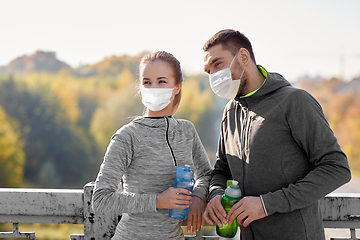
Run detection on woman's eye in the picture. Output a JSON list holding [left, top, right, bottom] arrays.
[[215, 62, 222, 67], [159, 80, 167, 84], [143, 81, 150, 85]]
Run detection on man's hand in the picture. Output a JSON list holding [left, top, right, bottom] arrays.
[[187, 196, 205, 233], [202, 195, 227, 228], [227, 196, 266, 227]]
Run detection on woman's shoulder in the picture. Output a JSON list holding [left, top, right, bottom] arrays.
[[174, 118, 198, 136], [175, 118, 196, 129], [112, 119, 140, 140]]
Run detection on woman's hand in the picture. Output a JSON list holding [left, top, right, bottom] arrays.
[[156, 187, 192, 210], [187, 196, 206, 233]]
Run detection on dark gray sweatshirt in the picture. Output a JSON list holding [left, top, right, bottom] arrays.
[[210, 67, 351, 240], [92, 116, 212, 240]]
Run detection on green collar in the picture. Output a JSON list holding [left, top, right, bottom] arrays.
[[240, 65, 267, 98]]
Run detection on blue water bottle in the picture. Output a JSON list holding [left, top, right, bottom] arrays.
[[169, 165, 194, 220]]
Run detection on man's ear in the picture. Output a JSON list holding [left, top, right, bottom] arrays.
[[238, 48, 250, 67]]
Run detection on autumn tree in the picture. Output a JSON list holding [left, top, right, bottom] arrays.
[[0, 78, 98, 188], [176, 76, 213, 125], [0, 105, 25, 187], [117, 67, 136, 90], [90, 83, 144, 153]]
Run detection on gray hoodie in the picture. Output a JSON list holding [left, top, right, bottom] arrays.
[[92, 116, 212, 240]]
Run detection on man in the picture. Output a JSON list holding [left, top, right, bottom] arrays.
[[202, 29, 351, 239]]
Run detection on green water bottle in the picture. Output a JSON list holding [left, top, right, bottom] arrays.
[[216, 180, 242, 238]]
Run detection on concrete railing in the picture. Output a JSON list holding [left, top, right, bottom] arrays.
[[0, 182, 360, 240]]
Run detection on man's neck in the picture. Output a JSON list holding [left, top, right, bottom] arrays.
[[242, 64, 266, 96]]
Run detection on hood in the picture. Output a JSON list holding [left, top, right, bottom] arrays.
[[235, 66, 292, 101], [132, 116, 178, 129]]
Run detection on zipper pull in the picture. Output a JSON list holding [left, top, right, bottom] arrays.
[[164, 116, 177, 166]]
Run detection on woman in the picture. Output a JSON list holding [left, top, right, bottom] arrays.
[[92, 51, 212, 240]]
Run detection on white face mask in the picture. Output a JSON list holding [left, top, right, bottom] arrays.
[[140, 86, 175, 112], [209, 54, 245, 99]]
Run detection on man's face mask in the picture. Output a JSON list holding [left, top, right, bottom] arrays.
[[209, 53, 245, 99], [140, 86, 176, 112]]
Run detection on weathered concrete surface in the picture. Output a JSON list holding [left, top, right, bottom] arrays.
[[83, 182, 121, 240], [325, 176, 360, 239], [0, 188, 83, 224], [322, 193, 360, 223]]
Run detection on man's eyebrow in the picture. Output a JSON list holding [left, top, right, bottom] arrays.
[[204, 57, 222, 73], [210, 57, 222, 66]]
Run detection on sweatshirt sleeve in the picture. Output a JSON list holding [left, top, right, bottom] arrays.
[[92, 127, 157, 214], [189, 122, 213, 202], [209, 120, 233, 200], [261, 89, 351, 216]]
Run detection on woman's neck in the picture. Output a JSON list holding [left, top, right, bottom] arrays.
[[147, 109, 172, 117]]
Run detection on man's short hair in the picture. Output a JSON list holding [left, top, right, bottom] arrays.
[[203, 29, 256, 64]]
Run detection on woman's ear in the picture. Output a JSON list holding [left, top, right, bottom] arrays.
[[175, 83, 182, 95]]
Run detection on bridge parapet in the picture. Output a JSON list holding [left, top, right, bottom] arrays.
[[0, 183, 359, 240]]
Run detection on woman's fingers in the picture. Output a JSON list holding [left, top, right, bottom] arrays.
[[156, 187, 193, 209], [194, 211, 202, 232], [169, 188, 192, 209], [187, 196, 205, 233], [173, 187, 192, 196]]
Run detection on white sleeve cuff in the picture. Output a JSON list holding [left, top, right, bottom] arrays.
[[260, 195, 268, 216]]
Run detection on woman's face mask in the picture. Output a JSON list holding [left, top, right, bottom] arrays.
[[140, 86, 176, 112], [209, 54, 245, 99]]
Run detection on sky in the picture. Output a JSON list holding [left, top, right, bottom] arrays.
[[1, 0, 360, 82]]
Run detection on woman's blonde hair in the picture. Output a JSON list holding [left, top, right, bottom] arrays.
[[139, 51, 183, 115]]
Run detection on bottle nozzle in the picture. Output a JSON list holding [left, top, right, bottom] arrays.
[[231, 180, 239, 187]]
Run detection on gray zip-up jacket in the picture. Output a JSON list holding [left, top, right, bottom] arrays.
[[210, 67, 351, 240], [92, 116, 212, 240]]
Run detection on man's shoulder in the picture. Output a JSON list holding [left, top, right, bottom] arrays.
[[269, 84, 313, 102]]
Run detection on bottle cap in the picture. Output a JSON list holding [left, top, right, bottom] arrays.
[[176, 165, 193, 179]]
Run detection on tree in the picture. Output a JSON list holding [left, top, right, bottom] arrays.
[[331, 95, 360, 172], [0, 78, 98, 188], [0, 105, 25, 187], [117, 67, 136, 90], [90, 83, 144, 153], [176, 76, 213, 125]]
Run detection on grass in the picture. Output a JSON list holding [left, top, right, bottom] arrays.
[[0, 223, 83, 240]]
